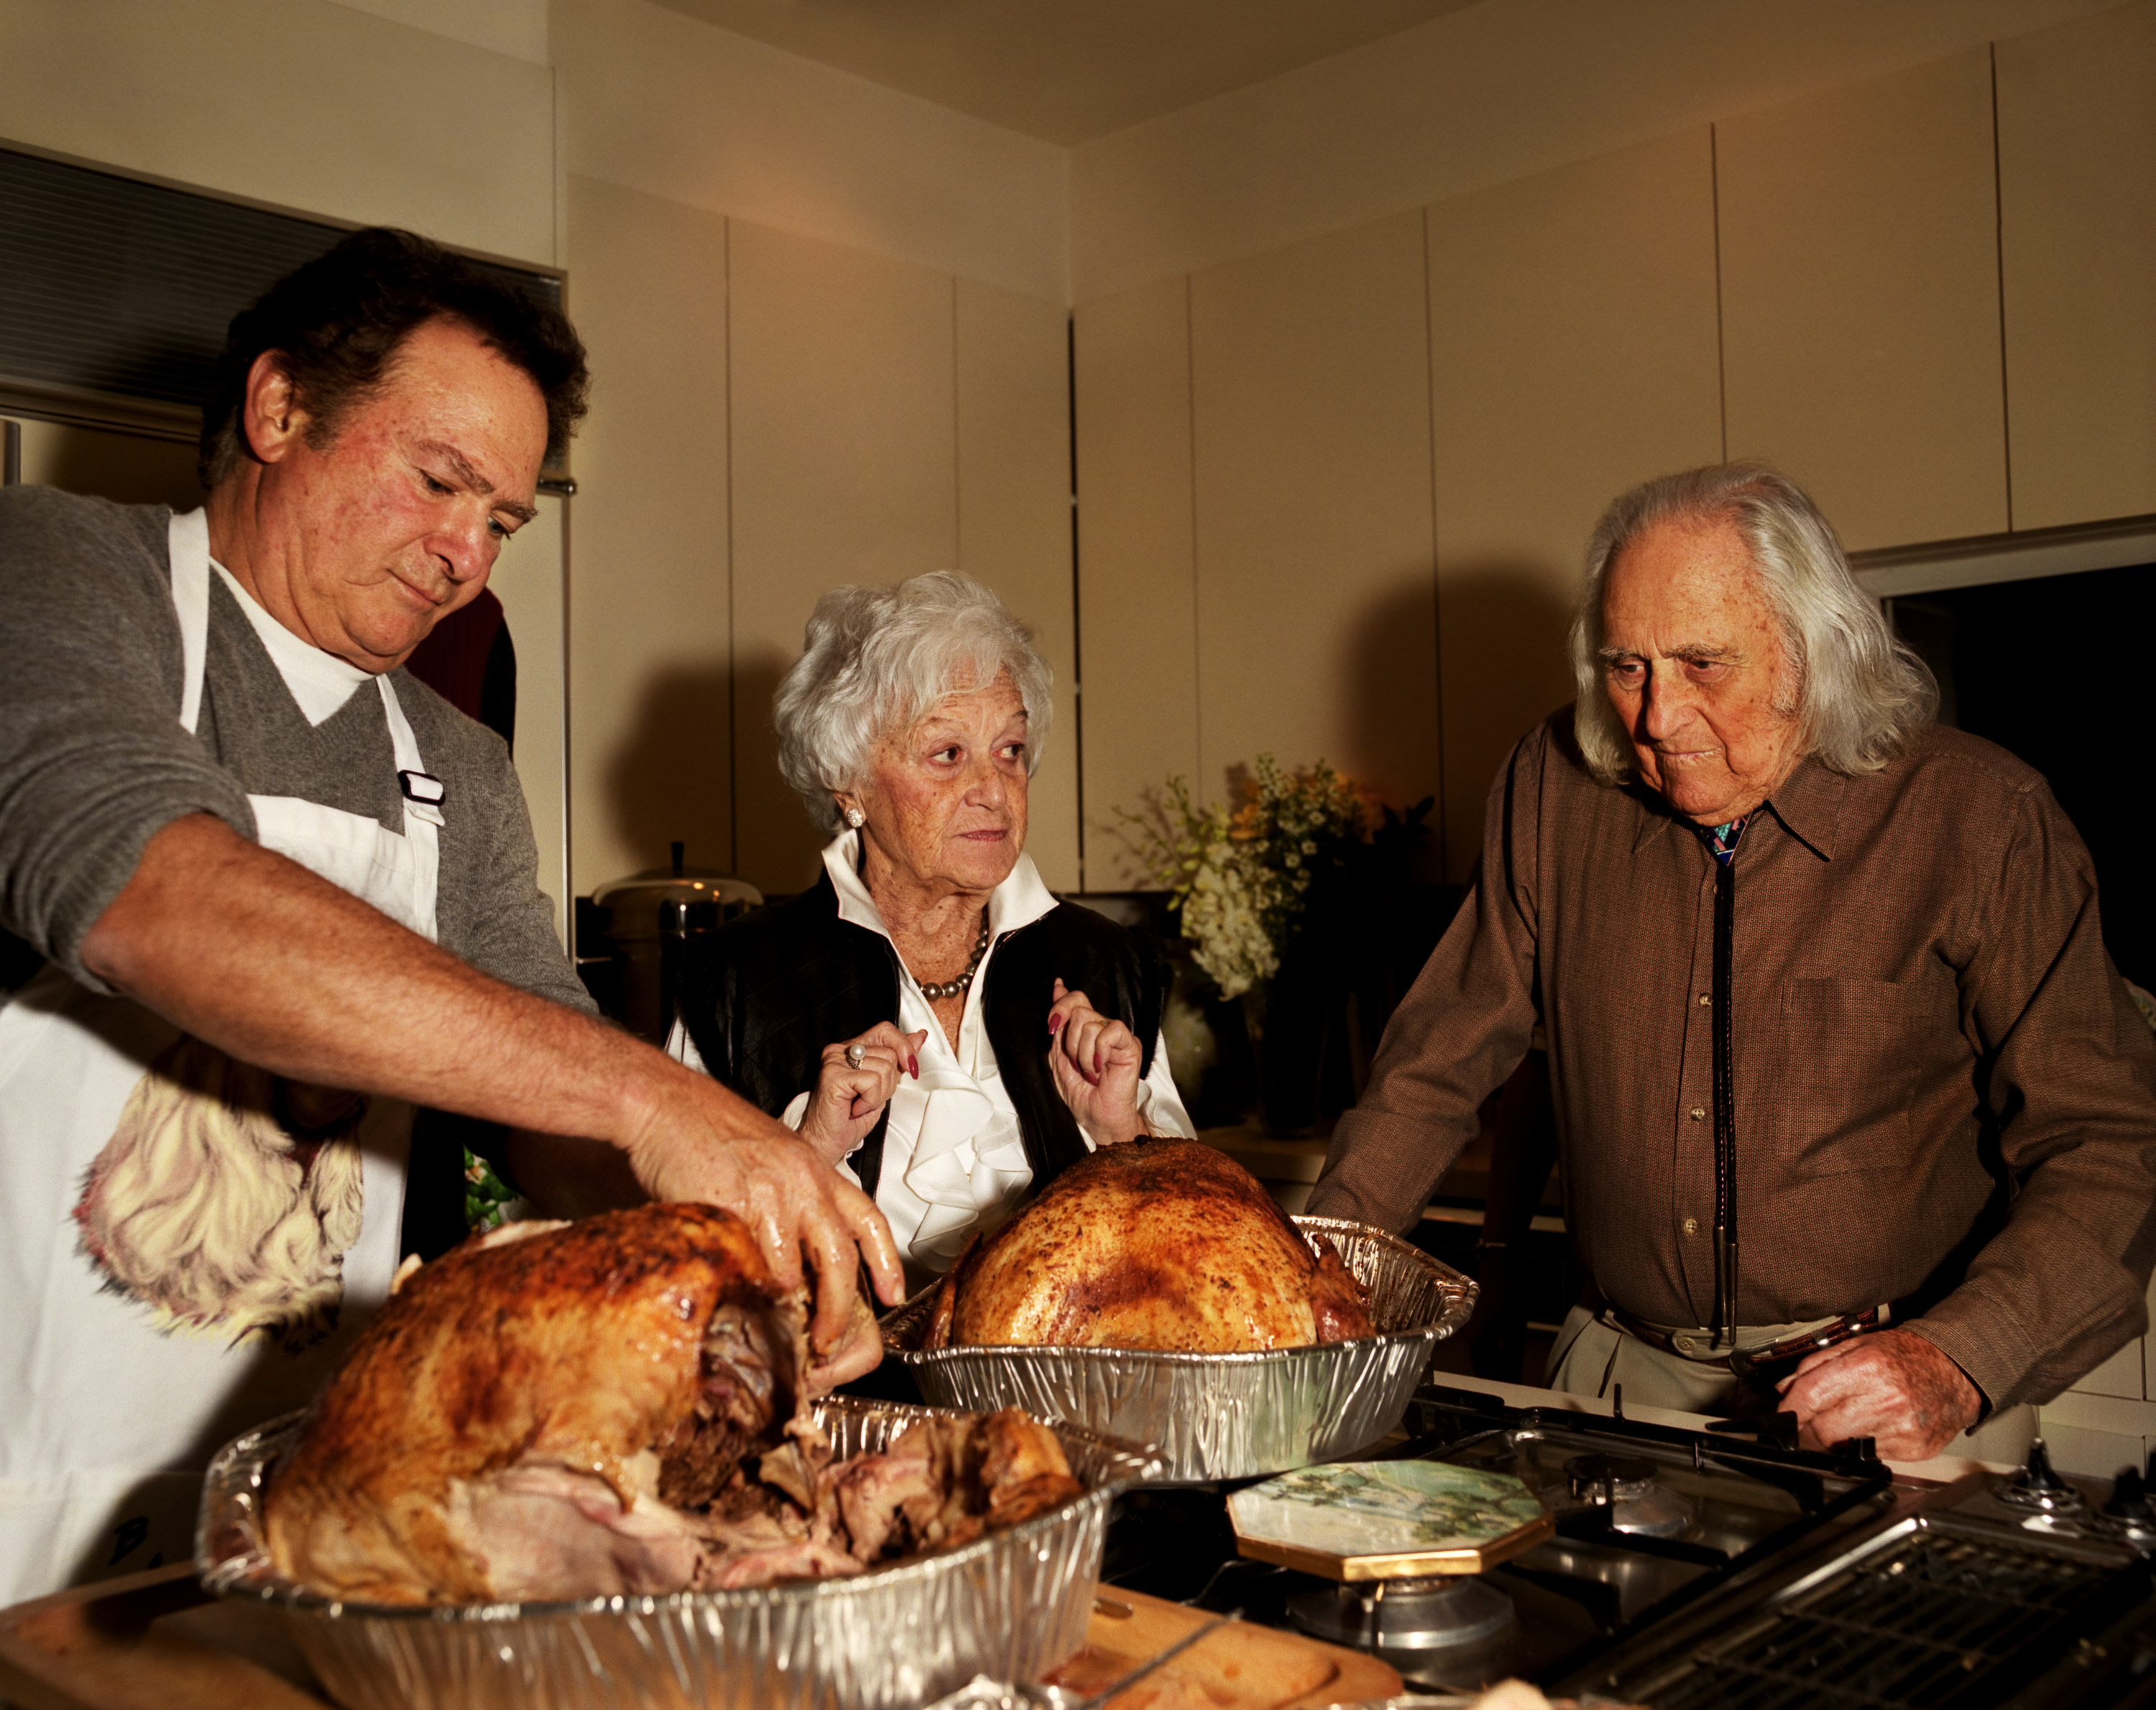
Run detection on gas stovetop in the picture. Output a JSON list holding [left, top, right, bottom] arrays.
[[1097, 1381, 2156, 1707]]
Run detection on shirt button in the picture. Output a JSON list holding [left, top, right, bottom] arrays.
[[1690, 1106, 1706, 1121], [1698, 993, 1712, 1006], [1683, 1217, 1699, 1236]]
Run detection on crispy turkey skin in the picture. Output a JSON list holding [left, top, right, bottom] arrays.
[[923, 1137, 1374, 1352], [264, 1204, 804, 1605], [262, 1203, 1080, 1606]]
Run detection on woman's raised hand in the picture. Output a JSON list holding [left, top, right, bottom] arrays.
[[798, 1021, 926, 1167], [1046, 978, 1146, 1147]]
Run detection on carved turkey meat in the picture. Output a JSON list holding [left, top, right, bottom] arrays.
[[923, 1137, 1374, 1352], [264, 1204, 1078, 1605]]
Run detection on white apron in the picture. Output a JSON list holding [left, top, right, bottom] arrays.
[[0, 510, 441, 1605]]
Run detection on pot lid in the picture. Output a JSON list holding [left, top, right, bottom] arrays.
[[592, 840, 764, 929]]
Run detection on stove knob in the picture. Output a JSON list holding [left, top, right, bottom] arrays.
[[2000, 1437, 2085, 1512], [2104, 1466, 2152, 1523], [2020, 1438, 2071, 1492]]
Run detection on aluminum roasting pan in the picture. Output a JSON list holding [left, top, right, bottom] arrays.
[[881, 1216, 1475, 1483], [198, 1396, 1162, 1710]]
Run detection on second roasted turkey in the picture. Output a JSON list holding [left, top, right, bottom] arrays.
[[921, 1137, 1374, 1353]]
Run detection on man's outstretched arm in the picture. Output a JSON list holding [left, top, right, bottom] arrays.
[[79, 812, 902, 1348]]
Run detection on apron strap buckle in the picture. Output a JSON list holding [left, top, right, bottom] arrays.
[[398, 771, 446, 806]]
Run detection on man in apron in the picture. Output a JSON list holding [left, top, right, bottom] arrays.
[[0, 231, 900, 1607]]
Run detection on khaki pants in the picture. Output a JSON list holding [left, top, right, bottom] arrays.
[[1546, 1305, 2036, 1465]]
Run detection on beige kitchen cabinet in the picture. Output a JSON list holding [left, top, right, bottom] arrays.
[[1425, 129, 1724, 882], [1072, 277, 1202, 888], [1718, 48, 2009, 552], [1996, 0, 2156, 532], [1187, 212, 1440, 822], [727, 221, 961, 896], [726, 225, 1077, 898], [488, 493, 571, 948], [955, 277, 1079, 893], [563, 175, 732, 904]]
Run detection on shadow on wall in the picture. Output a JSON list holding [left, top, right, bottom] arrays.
[[1433, 560, 1579, 880], [14, 419, 207, 511], [730, 645, 831, 899], [599, 661, 737, 886], [1337, 571, 1447, 886]]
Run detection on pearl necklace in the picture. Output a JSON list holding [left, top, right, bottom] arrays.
[[916, 914, 992, 1001]]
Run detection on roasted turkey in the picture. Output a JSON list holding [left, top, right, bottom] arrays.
[[264, 1203, 1077, 1605], [922, 1137, 1374, 1352]]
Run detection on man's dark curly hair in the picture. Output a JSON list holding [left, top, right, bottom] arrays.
[[198, 227, 589, 488]]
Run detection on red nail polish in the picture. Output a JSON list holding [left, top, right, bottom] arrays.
[[908, 1054, 919, 1078], [1048, 1013, 1063, 1035]]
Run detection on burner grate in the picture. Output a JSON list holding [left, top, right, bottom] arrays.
[[1645, 1525, 2114, 1709]]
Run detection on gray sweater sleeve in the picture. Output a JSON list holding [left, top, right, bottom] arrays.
[[0, 489, 254, 987]]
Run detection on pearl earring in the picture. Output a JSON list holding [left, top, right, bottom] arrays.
[[844, 805, 866, 829]]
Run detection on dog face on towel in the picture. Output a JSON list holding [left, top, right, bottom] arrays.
[[73, 1034, 367, 1351]]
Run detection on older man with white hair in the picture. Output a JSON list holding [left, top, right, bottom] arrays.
[[1311, 461, 2156, 1462]]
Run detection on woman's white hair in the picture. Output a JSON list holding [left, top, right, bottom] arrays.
[[1568, 461, 1937, 786], [775, 571, 1054, 830]]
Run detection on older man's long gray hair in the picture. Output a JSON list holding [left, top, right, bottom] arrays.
[[775, 571, 1054, 830], [1568, 462, 1937, 786]]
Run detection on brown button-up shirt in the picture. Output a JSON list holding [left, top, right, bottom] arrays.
[[1309, 712, 2156, 1410]]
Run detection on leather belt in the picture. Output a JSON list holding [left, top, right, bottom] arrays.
[[1600, 1302, 1897, 1384]]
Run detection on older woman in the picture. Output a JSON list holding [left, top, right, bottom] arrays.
[[676, 571, 1192, 1285]]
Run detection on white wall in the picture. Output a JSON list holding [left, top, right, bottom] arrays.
[[11, 0, 2146, 906], [0, 0, 556, 265], [553, 0, 1067, 303], [0, 0, 1077, 903], [1069, 0, 2156, 879], [329, 0, 548, 64], [554, 0, 1079, 896], [1070, 0, 2127, 303]]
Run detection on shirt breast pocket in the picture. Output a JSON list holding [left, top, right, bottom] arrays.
[[1772, 976, 1926, 1177]]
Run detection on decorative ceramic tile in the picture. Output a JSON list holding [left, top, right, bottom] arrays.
[[1228, 1461, 1549, 1573]]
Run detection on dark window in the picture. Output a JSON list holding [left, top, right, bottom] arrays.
[[1891, 562, 2156, 988], [0, 146, 560, 416]]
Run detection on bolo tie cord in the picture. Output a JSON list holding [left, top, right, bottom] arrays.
[[1711, 855, 1739, 1350]]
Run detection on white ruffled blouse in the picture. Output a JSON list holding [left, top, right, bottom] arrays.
[[678, 831, 1193, 1289]]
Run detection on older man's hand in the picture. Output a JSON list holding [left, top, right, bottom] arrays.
[[1778, 1328, 1981, 1461]]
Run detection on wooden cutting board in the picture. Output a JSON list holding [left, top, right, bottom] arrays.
[[0, 1566, 319, 1710], [0, 1570, 1399, 1710], [1045, 1588, 1401, 1709]]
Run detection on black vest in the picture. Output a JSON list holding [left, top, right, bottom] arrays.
[[678, 874, 1171, 1199]]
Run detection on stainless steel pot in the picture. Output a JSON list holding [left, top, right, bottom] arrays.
[[579, 841, 763, 1044]]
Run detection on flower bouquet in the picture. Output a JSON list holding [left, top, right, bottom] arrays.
[[1122, 758, 1430, 1132]]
